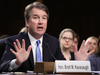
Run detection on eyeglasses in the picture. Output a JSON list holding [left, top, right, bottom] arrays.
[[62, 37, 73, 41]]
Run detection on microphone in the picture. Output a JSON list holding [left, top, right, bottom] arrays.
[[46, 43, 57, 60]]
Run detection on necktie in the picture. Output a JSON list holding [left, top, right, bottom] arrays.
[[36, 40, 41, 62]]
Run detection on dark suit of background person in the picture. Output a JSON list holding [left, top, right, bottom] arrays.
[[87, 47, 100, 71], [0, 32, 65, 72]]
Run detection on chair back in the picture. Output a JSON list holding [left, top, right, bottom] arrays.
[[0, 38, 8, 60]]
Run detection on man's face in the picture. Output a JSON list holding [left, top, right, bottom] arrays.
[[26, 8, 47, 39]]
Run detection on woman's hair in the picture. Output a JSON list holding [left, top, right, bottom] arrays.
[[19, 27, 27, 33], [59, 28, 75, 40], [85, 36, 98, 54], [85, 36, 98, 45], [24, 1, 49, 21]]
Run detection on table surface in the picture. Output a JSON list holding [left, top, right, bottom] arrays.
[[0, 72, 97, 75]]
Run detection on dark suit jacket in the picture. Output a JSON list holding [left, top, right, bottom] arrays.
[[87, 54, 100, 71], [0, 37, 8, 60], [0, 32, 65, 72]]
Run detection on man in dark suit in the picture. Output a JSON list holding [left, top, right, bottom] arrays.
[[0, 32, 65, 72], [0, 2, 65, 72], [0, 2, 94, 72]]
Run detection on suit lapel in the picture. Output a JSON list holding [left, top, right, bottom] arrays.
[[23, 32, 34, 68], [42, 34, 49, 61]]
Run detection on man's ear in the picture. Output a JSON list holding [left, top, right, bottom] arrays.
[[26, 20, 29, 27]]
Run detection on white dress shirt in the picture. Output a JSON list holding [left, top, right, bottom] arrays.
[[28, 32, 43, 64]]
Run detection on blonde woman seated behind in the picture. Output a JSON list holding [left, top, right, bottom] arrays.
[[19, 26, 27, 33], [87, 36, 99, 71], [85, 36, 98, 55], [59, 28, 75, 60]]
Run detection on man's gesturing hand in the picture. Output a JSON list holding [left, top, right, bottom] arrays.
[[74, 40, 94, 60], [10, 39, 32, 66]]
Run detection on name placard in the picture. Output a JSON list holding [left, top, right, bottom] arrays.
[[54, 60, 91, 73]]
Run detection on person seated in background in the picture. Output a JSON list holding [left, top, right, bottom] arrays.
[[0, 2, 94, 72], [59, 28, 91, 61], [70, 32, 80, 53], [85, 36, 98, 55], [87, 45, 100, 71], [19, 27, 27, 33], [59, 28, 75, 60]]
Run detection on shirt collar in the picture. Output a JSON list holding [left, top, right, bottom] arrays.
[[28, 32, 43, 46]]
